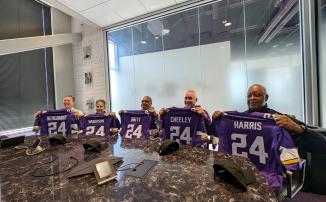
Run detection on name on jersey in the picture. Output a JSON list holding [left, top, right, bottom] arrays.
[[234, 121, 262, 130], [88, 119, 104, 124], [171, 117, 191, 123], [47, 115, 67, 121], [131, 117, 141, 122]]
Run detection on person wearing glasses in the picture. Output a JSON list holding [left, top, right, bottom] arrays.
[[212, 84, 326, 154]]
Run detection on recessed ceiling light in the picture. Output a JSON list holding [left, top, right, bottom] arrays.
[[141, 40, 147, 44], [161, 29, 170, 35], [224, 21, 232, 27], [154, 36, 159, 39]]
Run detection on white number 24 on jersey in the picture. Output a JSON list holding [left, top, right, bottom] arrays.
[[125, 124, 142, 138], [85, 126, 105, 136], [48, 122, 66, 134], [170, 126, 191, 145], [231, 133, 269, 164]]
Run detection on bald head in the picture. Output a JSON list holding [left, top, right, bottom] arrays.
[[184, 89, 198, 108], [247, 84, 269, 111], [141, 96, 152, 110]]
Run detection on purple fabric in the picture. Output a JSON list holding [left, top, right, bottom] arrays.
[[120, 110, 154, 140], [80, 114, 114, 137], [213, 111, 299, 190], [37, 109, 76, 135], [161, 107, 206, 147]]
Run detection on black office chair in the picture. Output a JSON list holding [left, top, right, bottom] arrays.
[[281, 126, 326, 197], [280, 159, 306, 198]]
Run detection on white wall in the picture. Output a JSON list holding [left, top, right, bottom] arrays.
[[51, 8, 75, 108], [72, 23, 107, 114], [110, 41, 234, 115], [110, 40, 303, 119]]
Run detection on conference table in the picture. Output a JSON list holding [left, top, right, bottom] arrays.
[[0, 135, 277, 201]]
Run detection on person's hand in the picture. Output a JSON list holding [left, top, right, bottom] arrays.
[[274, 114, 304, 133], [72, 111, 84, 119], [110, 128, 119, 136], [34, 111, 41, 118], [147, 108, 158, 117], [109, 112, 116, 117], [212, 111, 224, 120], [158, 129, 163, 137], [193, 106, 205, 115], [159, 108, 167, 116], [201, 133, 210, 142]]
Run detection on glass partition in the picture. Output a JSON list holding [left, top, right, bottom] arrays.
[[0, 0, 54, 131], [107, 0, 304, 120], [317, 0, 326, 127]]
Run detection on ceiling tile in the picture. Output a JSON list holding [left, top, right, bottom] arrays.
[[82, 4, 123, 27], [58, 0, 108, 12], [106, 0, 147, 19], [138, 0, 176, 12]]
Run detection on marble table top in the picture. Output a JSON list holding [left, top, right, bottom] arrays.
[[0, 135, 277, 202]]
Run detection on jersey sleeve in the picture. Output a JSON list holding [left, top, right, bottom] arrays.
[[279, 129, 300, 171]]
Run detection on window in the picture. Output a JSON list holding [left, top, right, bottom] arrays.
[[106, 0, 304, 120], [0, 0, 54, 131], [108, 40, 118, 69]]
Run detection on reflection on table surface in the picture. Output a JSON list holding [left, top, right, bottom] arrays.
[[0, 135, 277, 201]]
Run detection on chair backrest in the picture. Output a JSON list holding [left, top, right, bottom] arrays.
[[213, 112, 300, 190], [38, 109, 76, 135], [80, 114, 114, 137], [161, 107, 206, 147], [119, 110, 155, 139]]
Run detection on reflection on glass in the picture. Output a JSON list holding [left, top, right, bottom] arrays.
[[107, 0, 303, 120], [317, 0, 326, 127]]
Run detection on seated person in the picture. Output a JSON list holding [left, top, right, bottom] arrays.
[[213, 84, 326, 154], [80, 99, 119, 136], [95, 99, 120, 129], [119, 109, 157, 140], [33, 95, 84, 132], [141, 96, 160, 129], [141, 96, 158, 115], [160, 89, 211, 142]]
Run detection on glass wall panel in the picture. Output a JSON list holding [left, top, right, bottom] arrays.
[[109, 27, 135, 111], [317, 0, 326, 127], [107, 0, 304, 120], [0, 48, 54, 131], [244, 0, 303, 119], [0, 0, 54, 131]]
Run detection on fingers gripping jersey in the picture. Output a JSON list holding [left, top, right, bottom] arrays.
[[120, 110, 155, 140], [161, 108, 207, 147], [213, 112, 300, 190], [37, 109, 77, 135], [80, 114, 114, 137]]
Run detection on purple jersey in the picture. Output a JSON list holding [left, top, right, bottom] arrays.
[[120, 110, 155, 140], [37, 109, 77, 135], [213, 111, 299, 190], [80, 114, 114, 137], [161, 107, 206, 147]]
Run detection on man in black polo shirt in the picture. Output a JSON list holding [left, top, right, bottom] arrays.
[[212, 84, 326, 154]]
